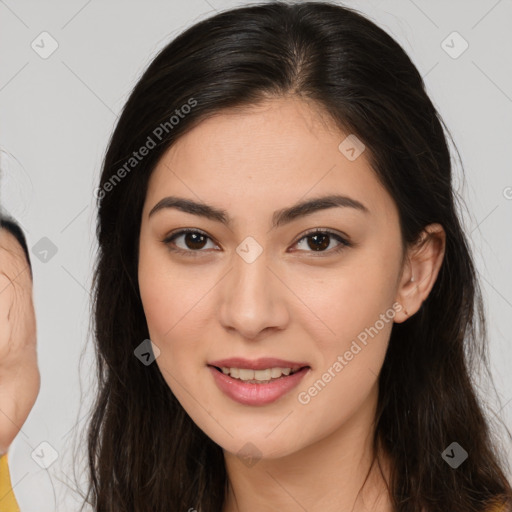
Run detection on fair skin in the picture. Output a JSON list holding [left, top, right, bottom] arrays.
[[138, 96, 445, 511], [0, 227, 39, 455]]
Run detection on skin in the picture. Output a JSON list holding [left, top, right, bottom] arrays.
[[0, 227, 39, 456], [138, 96, 445, 511]]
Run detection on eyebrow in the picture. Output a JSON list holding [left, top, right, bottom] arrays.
[[148, 193, 370, 229]]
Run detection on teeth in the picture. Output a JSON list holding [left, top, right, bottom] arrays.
[[270, 368, 282, 378], [220, 366, 298, 381]]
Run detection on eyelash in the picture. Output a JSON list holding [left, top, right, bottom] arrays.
[[162, 227, 352, 258]]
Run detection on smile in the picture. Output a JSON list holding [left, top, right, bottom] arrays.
[[208, 364, 310, 405]]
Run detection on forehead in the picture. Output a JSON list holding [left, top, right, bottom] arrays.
[[145, 97, 397, 224]]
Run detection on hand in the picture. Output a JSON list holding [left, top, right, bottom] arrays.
[[0, 225, 39, 455]]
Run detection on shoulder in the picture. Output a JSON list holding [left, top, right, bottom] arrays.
[[0, 453, 21, 511], [486, 500, 512, 512]]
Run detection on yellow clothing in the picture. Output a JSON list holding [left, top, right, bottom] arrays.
[[0, 454, 20, 512], [488, 503, 509, 512], [489, 502, 509, 512]]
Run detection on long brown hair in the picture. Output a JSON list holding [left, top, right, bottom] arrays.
[[84, 2, 512, 510]]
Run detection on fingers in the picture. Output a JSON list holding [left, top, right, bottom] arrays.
[[0, 229, 36, 360], [0, 224, 39, 453]]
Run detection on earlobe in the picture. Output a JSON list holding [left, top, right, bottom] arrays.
[[394, 223, 446, 323]]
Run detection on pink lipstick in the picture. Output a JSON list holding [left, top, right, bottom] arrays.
[[207, 357, 311, 406]]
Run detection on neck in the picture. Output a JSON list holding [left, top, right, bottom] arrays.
[[222, 383, 393, 512]]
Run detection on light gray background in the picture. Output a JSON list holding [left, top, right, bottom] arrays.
[[1, 0, 511, 509]]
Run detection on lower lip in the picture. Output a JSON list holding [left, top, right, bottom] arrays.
[[208, 365, 310, 406]]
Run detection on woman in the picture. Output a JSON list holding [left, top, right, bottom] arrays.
[[0, 213, 39, 512], [85, 2, 512, 511]]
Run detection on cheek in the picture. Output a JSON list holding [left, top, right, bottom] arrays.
[[138, 269, 207, 404], [290, 250, 399, 408], [138, 247, 216, 372], [293, 257, 398, 351], [291, 279, 395, 444]]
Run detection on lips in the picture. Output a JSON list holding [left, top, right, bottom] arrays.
[[208, 365, 311, 405], [207, 357, 310, 372]]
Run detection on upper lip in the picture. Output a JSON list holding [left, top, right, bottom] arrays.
[[208, 357, 310, 371]]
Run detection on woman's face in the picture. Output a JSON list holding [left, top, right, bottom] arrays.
[[138, 97, 408, 460]]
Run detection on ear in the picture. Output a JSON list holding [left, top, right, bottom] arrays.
[[394, 223, 446, 323]]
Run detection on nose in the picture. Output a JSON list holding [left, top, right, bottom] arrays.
[[218, 247, 290, 340]]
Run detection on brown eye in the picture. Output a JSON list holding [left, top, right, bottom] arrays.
[[181, 232, 208, 250], [163, 229, 218, 255], [305, 232, 330, 251], [293, 229, 351, 254]]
